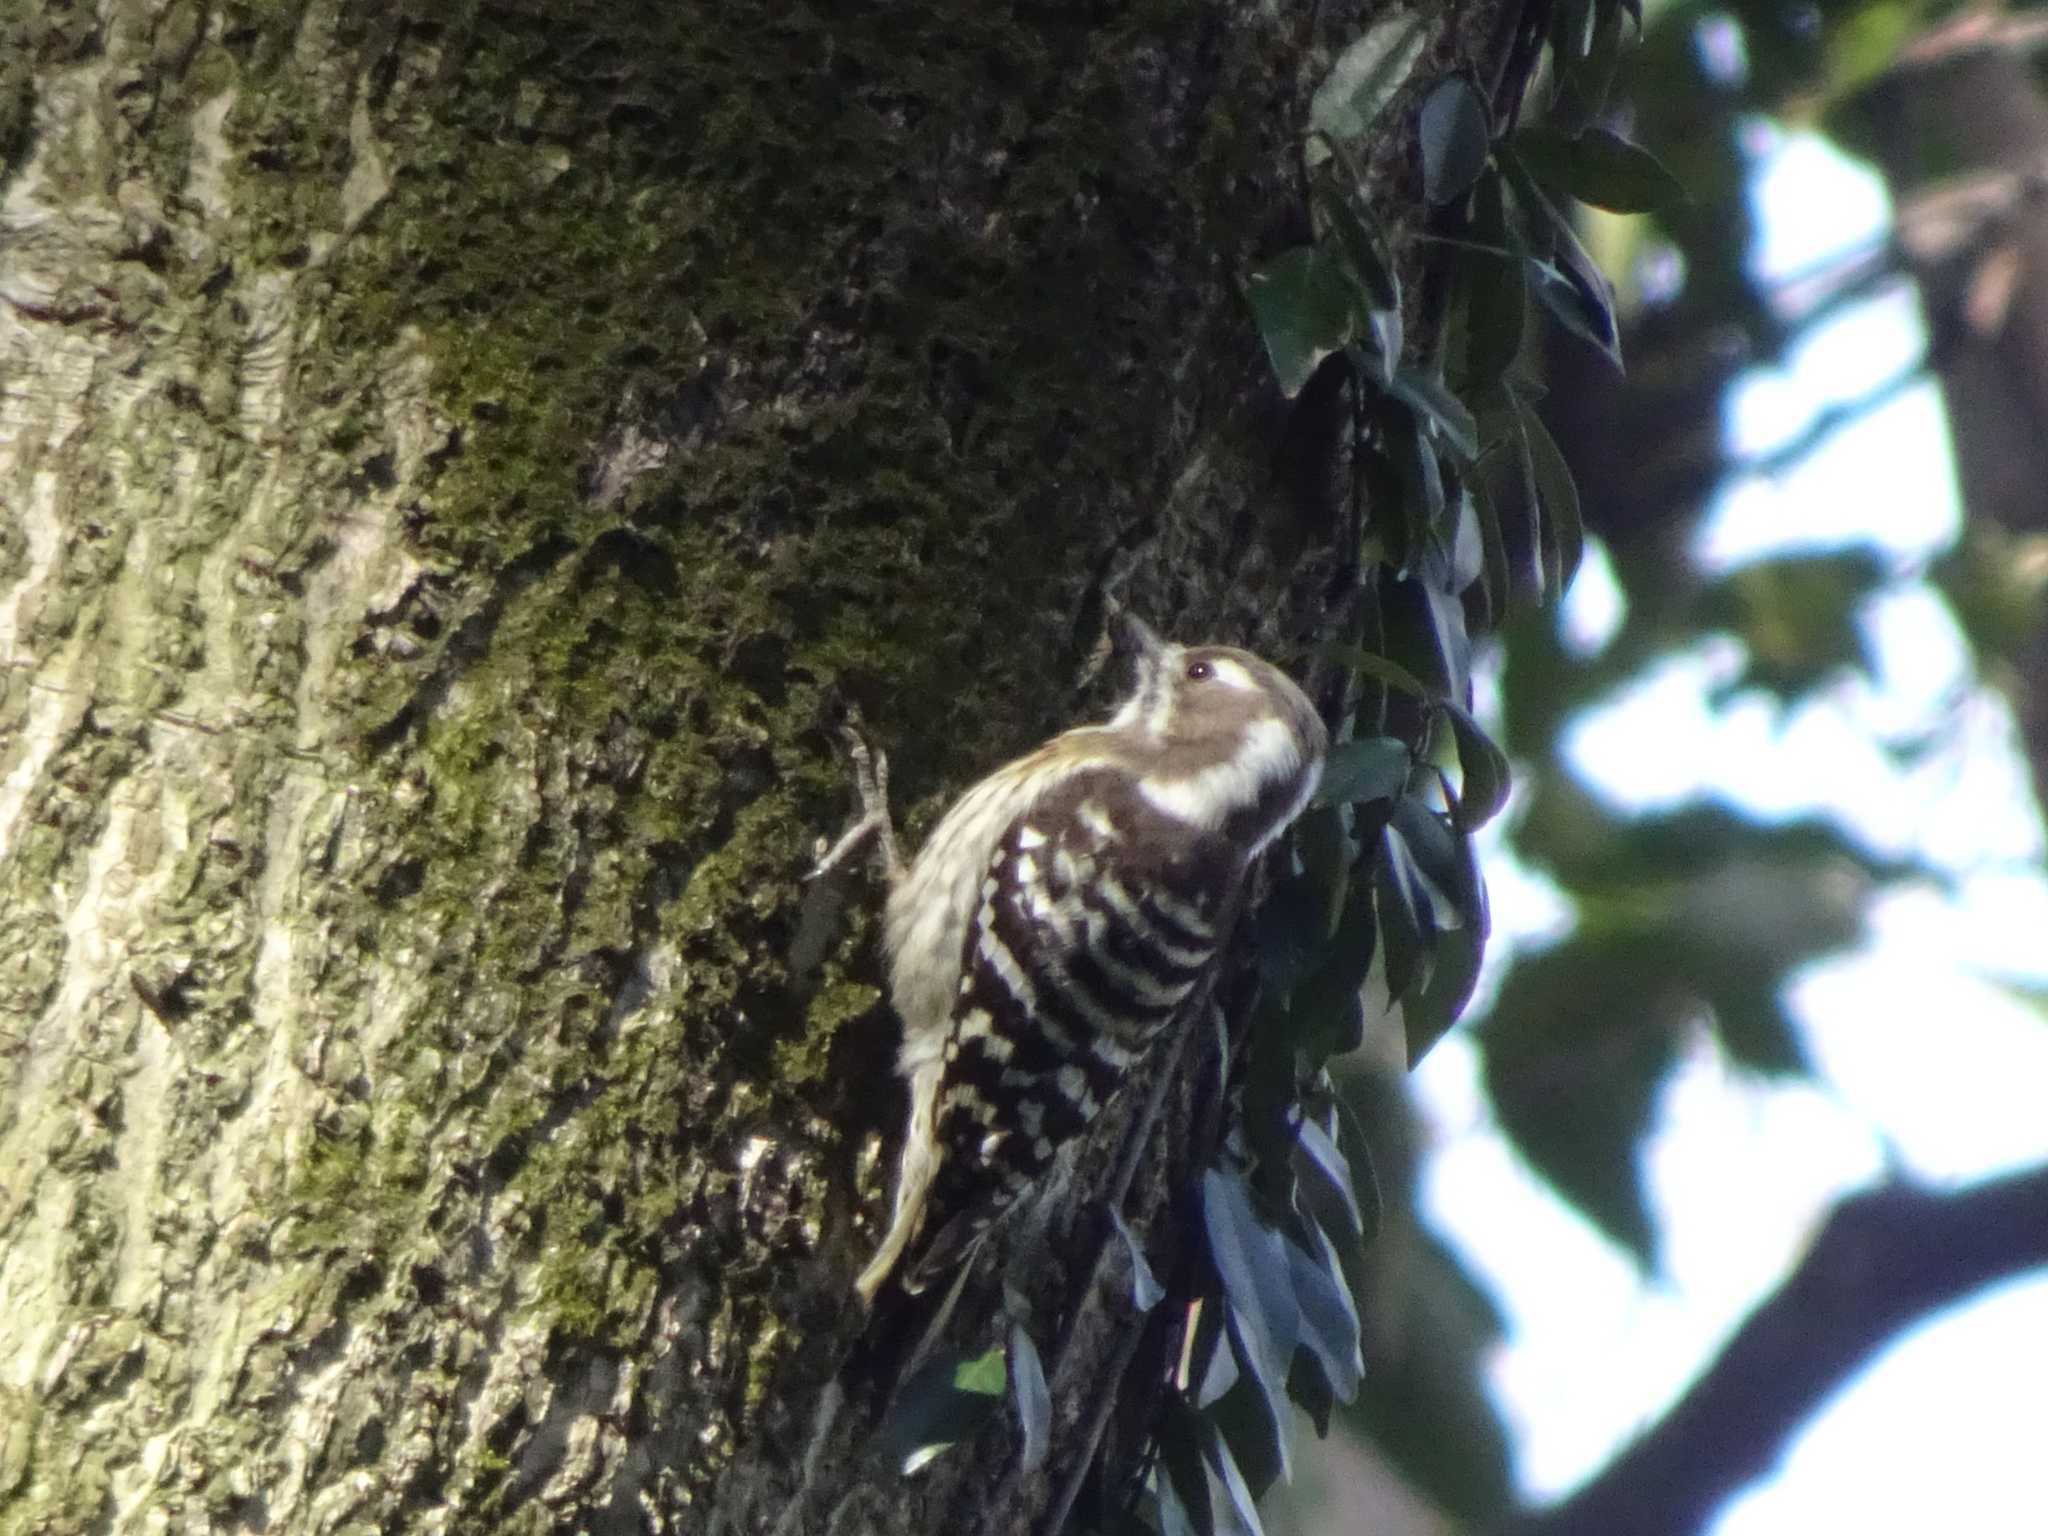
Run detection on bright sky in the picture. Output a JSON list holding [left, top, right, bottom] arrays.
[[1410, 125, 2048, 1532]]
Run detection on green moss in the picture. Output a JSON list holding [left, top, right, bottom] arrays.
[[120, 0, 1295, 1512], [744, 1318, 786, 1418], [530, 1224, 618, 1343], [668, 795, 801, 938], [285, 1118, 378, 1252], [0, 1386, 36, 1497], [779, 978, 881, 1087]]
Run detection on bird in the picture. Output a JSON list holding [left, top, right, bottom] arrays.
[[816, 613, 1327, 1305]]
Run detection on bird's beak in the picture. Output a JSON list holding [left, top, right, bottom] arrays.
[[1113, 609, 1167, 670]]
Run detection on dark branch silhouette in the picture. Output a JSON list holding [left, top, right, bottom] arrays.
[[1512, 1160, 2048, 1536]]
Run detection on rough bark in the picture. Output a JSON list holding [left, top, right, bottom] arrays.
[[0, 2, 1525, 1532]]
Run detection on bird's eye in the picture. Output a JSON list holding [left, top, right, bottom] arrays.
[[1185, 660, 1213, 682]]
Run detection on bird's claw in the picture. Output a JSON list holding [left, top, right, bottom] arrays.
[[808, 719, 902, 884]]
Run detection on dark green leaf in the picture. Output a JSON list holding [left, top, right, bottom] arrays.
[[1252, 872, 1325, 998], [1515, 393, 1586, 596], [1469, 471, 1514, 627], [1357, 443, 1412, 574], [1325, 643, 1432, 700], [1383, 403, 1446, 571], [1418, 77, 1492, 207], [1391, 795, 1481, 926], [1155, 1482, 1200, 1536], [1529, 256, 1622, 367], [1548, 0, 1625, 134], [1222, 1314, 1293, 1486], [1202, 1417, 1266, 1536], [876, 1349, 1005, 1475], [1287, 1228, 1364, 1399], [1365, 312, 1403, 382], [1316, 181, 1400, 311], [1505, 402, 1547, 604], [1427, 586, 1473, 702], [1442, 703, 1510, 831], [1459, 169, 1527, 393], [1383, 814, 1448, 937], [1316, 190, 1402, 379], [1314, 735, 1411, 808], [1375, 824, 1434, 1001], [1551, 0, 1596, 64], [1337, 299, 1399, 386], [1289, 1350, 1338, 1436], [1495, 143, 1557, 260], [1480, 937, 1684, 1264], [1247, 246, 1361, 398], [1310, 128, 1380, 230], [1404, 914, 1482, 1067], [1198, 1309, 1241, 1408], [1309, 977, 1371, 1071], [1295, 1113, 1365, 1238], [1545, 221, 1622, 366], [1508, 126, 1575, 193], [1082, 1514, 1158, 1536], [1110, 1208, 1166, 1313], [1310, 13, 1431, 153], [1451, 488, 1485, 593], [1388, 367, 1481, 460], [1500, 149, 1623, 369], [1009, 1322, 1051, 1473], [1380, 573, 1469, 702], [1447, 810, 1488, 943], [1246, 999, 1306, 1187], [1297, 803, 1351, 939], [1330, 1097, 1385, 1248], [1157, 1403, 1214, 1536], [1514, 124, 1684, 213], [1700, 967, 1810, 1076], [1203, 1170, 1302, 1388], [1291, 889, 1375, 1065], [1458, 801, 1489, 936]]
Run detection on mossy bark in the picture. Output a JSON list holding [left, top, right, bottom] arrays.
[[0, 2, 1520, 1531]]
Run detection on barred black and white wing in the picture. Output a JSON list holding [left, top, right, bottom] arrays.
[[906, 770, 1235, 1289]]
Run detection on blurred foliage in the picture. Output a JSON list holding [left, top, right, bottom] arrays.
[[1325, 0, 2048, 1524]]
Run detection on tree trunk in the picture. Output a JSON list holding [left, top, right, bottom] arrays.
[[1856, 19, 2048, 820], [0, 3, 1521, 1531]]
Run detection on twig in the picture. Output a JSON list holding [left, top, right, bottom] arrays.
[[1039, 1314, 1153, 1536], [1510, 1162, 2048, 1536], [1738, 360, 1928, 480]]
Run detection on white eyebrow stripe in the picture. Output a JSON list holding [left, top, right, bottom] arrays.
[[1209, 657, 1258, 691]]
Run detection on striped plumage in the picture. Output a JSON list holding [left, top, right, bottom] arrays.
[[853, 618, 1327, 1304]]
